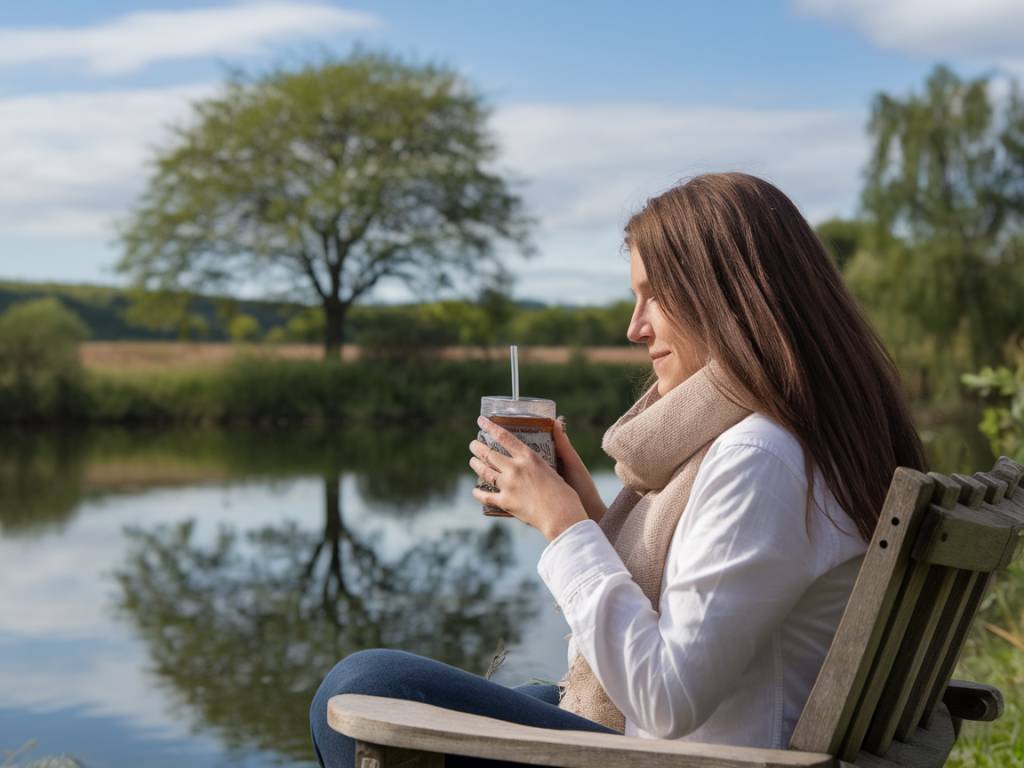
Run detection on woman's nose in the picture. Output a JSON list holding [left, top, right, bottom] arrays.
[[626, 306, 650, 344]]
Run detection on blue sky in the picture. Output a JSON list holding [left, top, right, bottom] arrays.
[[1, 1, 1021, 304]]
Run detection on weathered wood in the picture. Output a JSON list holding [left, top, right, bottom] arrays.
[[894, 570, 974, 740], [355, 741, 444, 768], [847, 705, 956, 768], [972, 472, 1007, 505], [925, 473, 961, 510], [950, 474, 986, 507], [329, 694, 836, 768], [863, 565, 956, 754], [790, 469, 935, 757], [941, 680, 1004, 722], [990, 457, 1023, 497], [911, 506, 1015, 572], [839, 561, 929, 760], [919, 571, 990, 729]]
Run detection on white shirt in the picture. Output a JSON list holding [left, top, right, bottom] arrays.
[[536, 412, 867, 748]]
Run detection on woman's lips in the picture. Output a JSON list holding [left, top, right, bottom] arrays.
[[651, 350, 671, 365]]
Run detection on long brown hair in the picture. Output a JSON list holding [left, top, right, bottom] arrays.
[[625, 172, 928, 542]]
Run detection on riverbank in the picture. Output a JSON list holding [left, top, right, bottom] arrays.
[[1, 355, 650, 428]]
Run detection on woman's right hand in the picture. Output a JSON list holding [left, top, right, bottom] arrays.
[[553, 418, 607, 524]]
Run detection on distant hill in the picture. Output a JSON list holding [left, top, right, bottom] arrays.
[[0, 281, 302, 341]]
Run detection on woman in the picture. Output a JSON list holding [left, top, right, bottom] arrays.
[[309, 172, 928, 765]]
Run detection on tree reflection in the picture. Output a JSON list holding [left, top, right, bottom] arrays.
[[113, 473, 538, 762], [0, 431, 86, 536]]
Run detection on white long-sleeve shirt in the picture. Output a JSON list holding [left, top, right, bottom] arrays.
[[537, 412, 867, 748]]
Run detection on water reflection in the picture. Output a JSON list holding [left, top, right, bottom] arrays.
[[113, 474, 537, 761], [0, 426, 580, 766]]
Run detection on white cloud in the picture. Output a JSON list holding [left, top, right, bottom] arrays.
[[0, 83, 218, 238], [0, 1, 378, 75], [492, 102, 867, 302], [794, 0, 1024, 62]]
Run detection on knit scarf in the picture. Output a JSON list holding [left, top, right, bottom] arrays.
[[556, 359, 754, 732]]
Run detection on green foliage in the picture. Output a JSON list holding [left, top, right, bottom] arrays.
[[0, 356, 645, 428], [961, 353, 1024, 462], [849, 65, 1024, 402], [117, 49, 531, 354], [815, 217, 869, 272], [509, 302, 633, 346], [227, 313, 261, 342], [0, 298, 89, 422]]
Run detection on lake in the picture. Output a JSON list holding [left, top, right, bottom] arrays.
[[0, 409, 993, 766], [0, 426, 623, 767]]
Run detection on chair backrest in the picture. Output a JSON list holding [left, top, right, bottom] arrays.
[[789, 455, 1024, 763]]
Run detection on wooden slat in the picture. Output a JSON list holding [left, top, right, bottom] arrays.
[[789, 469, 935, 756], [839, 560, 930, 760], [912, 506, 1015, 572], [925, 472, 962, 510], [920, 571, 990, 728], [973, 472, 1007, 504], [991, 457, 1023, 497], [894, 569, 975, 740], [328, 694, 836, 768], [950, 474, 986, 507], [863, 565, 957, 754]]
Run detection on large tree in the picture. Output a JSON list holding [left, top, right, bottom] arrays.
[[118, 51, 531, 357], [850, 65, 1024, 399]]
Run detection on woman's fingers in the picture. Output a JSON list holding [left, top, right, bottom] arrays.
[[477, 416, 530, 459], [471, 485, 502, 510], [469, 438, 511, 471], [469, 456, 501, 487], [552, 418, 574, 455]]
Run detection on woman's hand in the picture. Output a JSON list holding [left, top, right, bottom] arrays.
[[553, 418, 608, 524], [470, 416, 588, 542]]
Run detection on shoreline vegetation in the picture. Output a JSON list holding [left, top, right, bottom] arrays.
[[0, 340, 996, 476], [0, 348, 652, 429]]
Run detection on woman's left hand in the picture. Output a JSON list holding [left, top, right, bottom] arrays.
[[470, 416, 588, 542]]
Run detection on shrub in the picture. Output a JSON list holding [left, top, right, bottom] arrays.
[[0, 298, 89, 422]]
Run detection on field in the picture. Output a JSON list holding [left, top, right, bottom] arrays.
[[79, 342, 651, 372]]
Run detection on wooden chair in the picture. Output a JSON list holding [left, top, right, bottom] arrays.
[[327, 456, 1024, 767]]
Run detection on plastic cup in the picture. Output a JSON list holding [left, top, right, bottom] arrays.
[[476, 396, 557, 516]]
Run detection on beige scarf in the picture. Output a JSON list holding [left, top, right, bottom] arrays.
[[556, 359, 754, 732]]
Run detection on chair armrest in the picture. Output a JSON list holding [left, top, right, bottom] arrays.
[[328, 694, 837, 768], [942, 680, 1003, 722]]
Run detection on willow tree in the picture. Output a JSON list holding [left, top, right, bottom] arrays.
[[118, 51, 531, 357], [852, 65, 1024, 399]]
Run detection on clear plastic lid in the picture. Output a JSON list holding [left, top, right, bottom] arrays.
[[480, 396, 556, 420]]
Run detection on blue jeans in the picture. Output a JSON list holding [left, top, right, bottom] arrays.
[[310, 648, 619, 767]]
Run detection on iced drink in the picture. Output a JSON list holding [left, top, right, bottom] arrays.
[[477, 396, 557, 516]]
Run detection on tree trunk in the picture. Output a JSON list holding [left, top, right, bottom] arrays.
[[323, 298, 346, 361]]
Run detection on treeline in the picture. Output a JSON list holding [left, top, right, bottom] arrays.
[[0, 281, 633, 347]]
